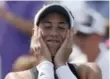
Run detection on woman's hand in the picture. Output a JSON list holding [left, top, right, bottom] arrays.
[[32, 28, 52, 65], [54, 29, 74, 68]]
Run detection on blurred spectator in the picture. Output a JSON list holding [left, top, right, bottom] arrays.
[[69, 9, 109, 79], [86, 1, 109, 48], [61, 1, 109, 79], [86, 1, 109, 20], [0, 1, 46, 78]]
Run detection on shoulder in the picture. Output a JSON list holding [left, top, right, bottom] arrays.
[[72, 63, 102, 79], [71, 63, 101, 73], [5, 70, 32, 79], [5, 72, 14, 79], [69, 62, 101, 71]]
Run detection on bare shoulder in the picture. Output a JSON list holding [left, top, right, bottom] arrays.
[[5, 72, 14, 79], [71, 63, 102, 79], [5, 70, 32, 79], [71, 63, 101, 71], [77, 63, 101, 73]]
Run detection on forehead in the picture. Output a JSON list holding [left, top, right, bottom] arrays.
[[40, 12, 68, 22], [76, 31, 92, 39]]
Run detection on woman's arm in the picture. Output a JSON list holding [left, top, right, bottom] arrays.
[[5, 70, 33, 79]]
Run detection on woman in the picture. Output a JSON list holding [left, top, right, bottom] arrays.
[[5, 3, 101, 79]]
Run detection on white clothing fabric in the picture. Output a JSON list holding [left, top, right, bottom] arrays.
[[37, 60, 77, 79], [56, 65, 77, 79], [37, 61, 54, 79]]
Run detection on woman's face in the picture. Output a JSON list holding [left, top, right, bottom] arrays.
[[38, 12, 69, 56]]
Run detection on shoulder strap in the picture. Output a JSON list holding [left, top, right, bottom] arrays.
[[68, 63, 80, 79], [30, 67, 38, 79]]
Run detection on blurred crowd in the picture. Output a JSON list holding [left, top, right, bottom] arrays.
[[0, 1, 109, 79]]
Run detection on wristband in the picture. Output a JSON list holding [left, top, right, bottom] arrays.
[[37, 61, 54, 79], [56, 65, 77, 79]]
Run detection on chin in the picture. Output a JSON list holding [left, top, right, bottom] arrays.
[[46, 42, 61, 55], [49, 47, 57, 56], [48, 46, 60, 56]]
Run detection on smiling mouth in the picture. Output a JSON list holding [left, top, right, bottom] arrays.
[[47, 40, 60, 43]]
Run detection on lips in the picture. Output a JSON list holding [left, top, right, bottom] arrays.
[[47, 39, 60, 43]]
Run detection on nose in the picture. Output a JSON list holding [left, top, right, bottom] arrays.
[[50, 28, 58, 37]]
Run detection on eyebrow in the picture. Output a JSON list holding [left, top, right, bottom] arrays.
[[42, 21, 68, 24], [42, 21, 51, 24], [59, 22, 68, 24]]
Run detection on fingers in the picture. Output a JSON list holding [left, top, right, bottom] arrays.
[[37, 30, 51, 61], [32, 28, 51, 62], [61, 30, 70, 49], [35, 28, 49, 54], [65, 29, 74, 48], [39, 36, 48, 51], [63, 29, 73, 54], [40, 37, 52, 61], [58, 29, 73, 55], [33, 28, 42, 55], [38, 33, 50, 54], [70, 29, 74, 46]]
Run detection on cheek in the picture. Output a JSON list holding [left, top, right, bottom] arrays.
[[40, 29, 49, 40], [90, 41, 98, 49], [85, 40, 91, 48], [59, 31, 67, 41], [81, 40, 90, 50], [84, 39, 96, 50]]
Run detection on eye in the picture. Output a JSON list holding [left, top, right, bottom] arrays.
[[42, 22, 51, 29], [44, 24, 51, 28], [58, 26, 65, 30], [58, 22, 69, 29]]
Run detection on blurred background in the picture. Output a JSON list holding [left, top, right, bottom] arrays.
[[0, 1, 109, 79]]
